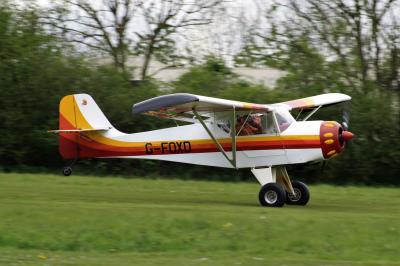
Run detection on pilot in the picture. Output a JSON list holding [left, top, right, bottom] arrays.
[[236, 115, 262, 136], [249, 114, 263, 134]]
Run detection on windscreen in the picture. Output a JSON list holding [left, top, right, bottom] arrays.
[[275, 108, 295, 132]]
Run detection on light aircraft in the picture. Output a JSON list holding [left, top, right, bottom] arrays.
[[50, 93, 354, 207]]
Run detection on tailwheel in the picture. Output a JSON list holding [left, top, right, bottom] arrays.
[[62, 166, 72, 176], [286, 180, 310, 206], [259, 183, 286, 207]]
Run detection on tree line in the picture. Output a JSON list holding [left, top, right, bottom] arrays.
[[0, 1, 399, 185]]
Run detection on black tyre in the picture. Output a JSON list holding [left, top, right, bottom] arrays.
[[258, 183, 286, 207], [62, 167, 72, 176], [286, 180, 310, 206]]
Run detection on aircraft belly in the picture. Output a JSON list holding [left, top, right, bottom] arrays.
[[241, 150, 288, 168], [127, 152, 233, 168], [243, 149, 285, 157], [115, 149, 290, 169], [285, 148, 323, 164]]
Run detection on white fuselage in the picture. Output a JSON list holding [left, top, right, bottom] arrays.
[[98, 120, 324, 169]]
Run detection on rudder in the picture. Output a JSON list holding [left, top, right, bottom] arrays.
[[58, 94, 112, 159]]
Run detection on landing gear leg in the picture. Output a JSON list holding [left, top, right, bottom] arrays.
[[251, 166, 310, 207], [276, 166, 310, 206], [285, 181, 310, 205]]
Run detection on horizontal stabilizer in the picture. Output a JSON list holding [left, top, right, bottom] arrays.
[[48, 128, 110, 134]]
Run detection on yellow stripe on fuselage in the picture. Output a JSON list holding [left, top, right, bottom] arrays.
[[81, 132, 320, 148]]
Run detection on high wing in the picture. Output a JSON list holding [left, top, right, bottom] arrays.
[[132, 93, 351, 119], [274, 93, 351, 111], [132, 93, 270, 122]]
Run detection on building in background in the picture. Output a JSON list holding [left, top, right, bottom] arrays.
[[95, 56, 287, 88]]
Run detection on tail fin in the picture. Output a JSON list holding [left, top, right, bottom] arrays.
[[59, 94, 112, 131], [58, 94, 112, 159]]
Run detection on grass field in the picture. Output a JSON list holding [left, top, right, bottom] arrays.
[[0, 173, 399, 265]]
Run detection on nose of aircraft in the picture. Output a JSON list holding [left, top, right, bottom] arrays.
[[320, 121, 354, 159], [342, 131, 354, 141]]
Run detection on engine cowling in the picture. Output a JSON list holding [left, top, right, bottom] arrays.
[[320, 121, 354, 159]]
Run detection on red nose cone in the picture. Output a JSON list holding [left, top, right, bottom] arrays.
[[342, 131, 354, 141]]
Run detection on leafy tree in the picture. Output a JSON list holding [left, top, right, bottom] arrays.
[[236, 1, 400, 184], [43, 0, 222, 77], [0, 4, 163, 174]]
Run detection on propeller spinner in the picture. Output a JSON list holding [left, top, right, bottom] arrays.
[[320, 121, 354, 159]]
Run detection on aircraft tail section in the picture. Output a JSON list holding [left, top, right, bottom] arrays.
[[58, 94, 112, 159]]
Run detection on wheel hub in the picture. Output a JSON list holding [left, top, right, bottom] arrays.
[[288, 188, 301, 202], [265, 190, 278, 204]]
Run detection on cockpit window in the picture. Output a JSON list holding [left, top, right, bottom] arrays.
[[275, 108, 295, 132], [217, 120, 231, 133], [235, 112, 279, 136], [236, 114, 264, 136], [265, 112, 278, 135], [215, 111, 287, 136]]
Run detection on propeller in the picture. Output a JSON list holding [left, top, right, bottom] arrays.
[[341, 102, 351, 131], [341, 102, 354, 144], [320, 102, 354, 174]]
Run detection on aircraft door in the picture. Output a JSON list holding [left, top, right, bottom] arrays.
[[242, 112, 287, 165]]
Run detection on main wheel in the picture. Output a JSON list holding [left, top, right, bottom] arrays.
[[286, 180, 310, 206], [258, 183, 286, 207], [62, 166, 72, 176]]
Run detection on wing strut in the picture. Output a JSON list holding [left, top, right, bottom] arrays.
[[192, 108, 237, 169], [302, 105, 322, 121]]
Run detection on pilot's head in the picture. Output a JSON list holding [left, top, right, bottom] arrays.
[[251, 114, 263, 124]]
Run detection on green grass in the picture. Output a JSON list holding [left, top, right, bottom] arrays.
[[0, 173, 399, 265]]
